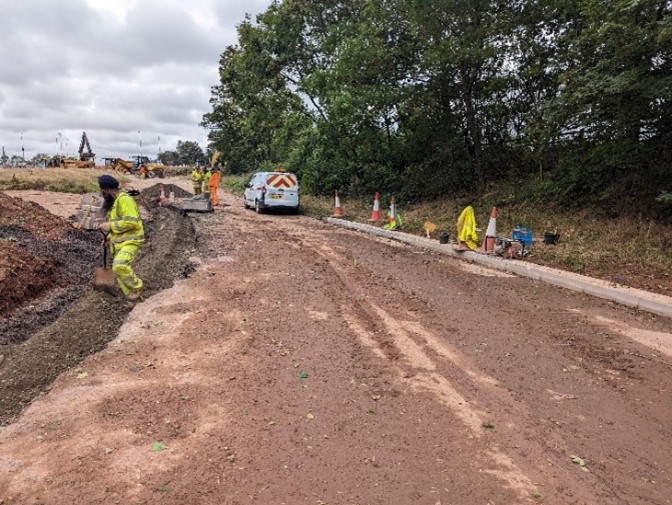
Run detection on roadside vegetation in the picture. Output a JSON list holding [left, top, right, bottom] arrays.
[[223, 173, 672, 287], [202, 1, 671, 221]]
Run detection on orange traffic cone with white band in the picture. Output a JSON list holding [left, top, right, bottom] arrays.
[[332, 190, 343, 218], [382, 196, 400, 230], [159, 184, 167, 205], [369, 192, 382, 222], [484, 206, 497, 253]]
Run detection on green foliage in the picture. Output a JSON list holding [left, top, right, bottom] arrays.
[[176, 141, 205, 165], [220, 175, 248, 195], [202, 0, 672, 216], [657, 191, 672, 204], [158, 150, 180, 166]]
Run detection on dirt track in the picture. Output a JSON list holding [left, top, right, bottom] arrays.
[[1, 180, 671, 504]]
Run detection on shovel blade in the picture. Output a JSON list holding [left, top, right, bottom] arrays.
[[93, 268, 116, 293]]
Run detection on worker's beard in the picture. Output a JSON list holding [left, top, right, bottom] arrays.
[[101, 193, 115, 212]]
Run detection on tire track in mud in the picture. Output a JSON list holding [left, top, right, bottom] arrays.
[[196, 210, 533, 504], [289, 231, 542, 501], [266, 219, 658, 505]]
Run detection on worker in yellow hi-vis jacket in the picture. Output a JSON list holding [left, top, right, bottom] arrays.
[[191, 165, 204, 195], [96, 175, 145, 305]]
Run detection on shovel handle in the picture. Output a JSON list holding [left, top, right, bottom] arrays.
[[99, 229, 109, 268]]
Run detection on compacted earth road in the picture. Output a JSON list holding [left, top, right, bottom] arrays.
[[0, 178, 671, 505]]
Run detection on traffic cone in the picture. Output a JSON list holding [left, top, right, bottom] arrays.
[[159, 184, 167, 205], [368, 192, 382, 222], [387, 197, 397, 226], [484, 206, 497, 253], [332, 190, 343, 218]]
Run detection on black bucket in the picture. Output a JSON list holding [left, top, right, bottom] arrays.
[[439, 232, 449, 244], [543, 232, 559, 245]]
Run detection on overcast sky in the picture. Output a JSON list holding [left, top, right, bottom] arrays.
[[0, 0, 271, 162]]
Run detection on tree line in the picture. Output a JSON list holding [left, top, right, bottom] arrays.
[[202, 0, 672, 214]]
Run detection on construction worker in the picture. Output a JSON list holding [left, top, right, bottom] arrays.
[[96, 175, 145, 305], [203, 165, 212, 194], [208, 164, 221, 206], [191, 164, 204, 195]]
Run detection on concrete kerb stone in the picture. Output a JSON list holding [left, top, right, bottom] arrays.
[[324, 217, 672, 320]]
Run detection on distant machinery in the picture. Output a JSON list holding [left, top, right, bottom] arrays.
[[78, 131, 95, 164]]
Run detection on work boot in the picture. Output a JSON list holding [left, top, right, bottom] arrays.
[[126, 290, 144, 306]]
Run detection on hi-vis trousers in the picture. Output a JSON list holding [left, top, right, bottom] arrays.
[[112, 243, 142, 297]]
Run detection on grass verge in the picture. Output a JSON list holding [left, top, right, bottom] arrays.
[[300, 192, 672, 291], [0, 168, 129, 194]]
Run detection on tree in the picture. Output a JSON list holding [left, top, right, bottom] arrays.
[[31, 153, 51, 167], [203, 0, 672, 212], [176, 141, 205, 165], [158, 150, 180, 166], [539, 0, 672, 207]]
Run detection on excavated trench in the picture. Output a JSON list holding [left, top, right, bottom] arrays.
[[0, 184, 197, 425]]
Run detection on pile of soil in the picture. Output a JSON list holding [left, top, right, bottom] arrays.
[[0, 184, 195, 425]]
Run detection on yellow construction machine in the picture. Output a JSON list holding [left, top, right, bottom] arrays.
[[78, 131, 95, 165], [48, 132, 96, 168], [133, 156, 166, 178]]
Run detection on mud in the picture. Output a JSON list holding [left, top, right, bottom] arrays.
[[1, 183, 671, 505]]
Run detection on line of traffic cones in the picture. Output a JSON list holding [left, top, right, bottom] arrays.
[[327, 192, 501, 254]]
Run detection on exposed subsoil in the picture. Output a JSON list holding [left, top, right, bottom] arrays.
[[0, 183, 194, 423], [0, 179, 671, 505]]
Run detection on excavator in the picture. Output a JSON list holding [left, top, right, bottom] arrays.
[[78, 131, 95, 164], [55, 132, 96, 168]]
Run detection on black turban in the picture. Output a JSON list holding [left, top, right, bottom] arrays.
[[98, 175, 120, 189]]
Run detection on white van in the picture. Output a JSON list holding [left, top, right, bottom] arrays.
[[243, 171, 300, 214]]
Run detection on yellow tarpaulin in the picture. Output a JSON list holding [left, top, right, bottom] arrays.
[[456, 206, 478, 249]]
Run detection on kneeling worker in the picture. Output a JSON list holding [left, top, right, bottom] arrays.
[[97, 175, 145, 304]]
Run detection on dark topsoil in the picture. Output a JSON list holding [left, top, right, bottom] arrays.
[[0, 184, 196, 425]]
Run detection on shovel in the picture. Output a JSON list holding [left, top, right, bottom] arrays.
[[93, 232, 116, 293]]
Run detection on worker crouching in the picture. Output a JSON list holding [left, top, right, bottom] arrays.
[[97, 175, 145, 306]]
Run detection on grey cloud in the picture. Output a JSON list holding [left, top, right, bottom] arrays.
[[0, 0, 272, 161]]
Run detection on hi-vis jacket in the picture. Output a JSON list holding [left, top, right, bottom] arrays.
[[191, 169, 204, 184], [108, 192, 145, 250], [456, 205, 478, 249]]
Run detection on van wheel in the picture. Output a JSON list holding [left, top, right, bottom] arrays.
[[255, 200, 264, 214]]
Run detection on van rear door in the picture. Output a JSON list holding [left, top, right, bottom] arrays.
[[265, 173, 299, 207]]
